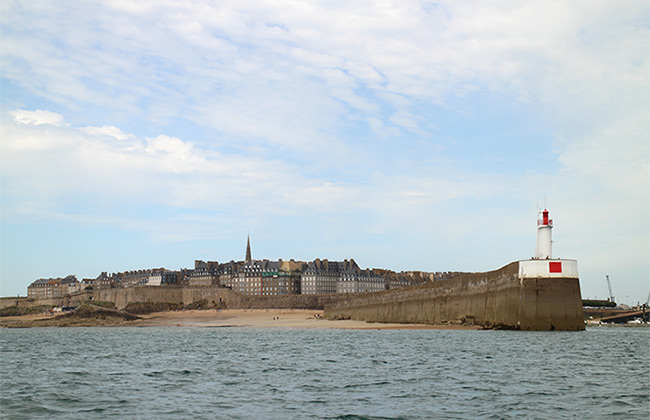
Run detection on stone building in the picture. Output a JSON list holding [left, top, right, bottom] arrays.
[[230, 259, 303, 296], [117, 270, 150, 288], [337, 266, 386, 294], [263, 259, 303, 295], [216, 261, 238, 289], [94, 272, 117, 289], [301, 259, 386, 295], [301, 259, 341, 294], [27, 275, 79, 299], [80, 277, 95, 290], [388, 275, 413, 290], [188, 260, 220, 287], [148, 269, 179, 286], [231, 260, 263, 295]]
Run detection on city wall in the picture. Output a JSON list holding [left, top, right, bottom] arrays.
[[324, 261, 585, 331], [3, 287, 341, 311], [0, 296, 41, 309], [58, 286, 340, 310]]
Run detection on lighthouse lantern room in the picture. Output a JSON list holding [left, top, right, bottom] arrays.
[[536, 209, 553, 259]]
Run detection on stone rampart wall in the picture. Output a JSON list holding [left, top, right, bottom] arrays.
[[324, 262, 584, 331], [3, 287, 340, 311], [94, 287, 185, 309], [1, 296, 39, 309], [69, 287, 341, 310]]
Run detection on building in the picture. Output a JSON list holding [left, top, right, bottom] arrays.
[[27, 275, 79, 299], [229, 259, 303, 296], [301, 259, 341, 294], [117, 270, 150, 288], [338, 267, 386, 294], [262, 259, 303, 295], [80, 277, 95, 290], [217, 261, 238, 289], [231, 260, 262, 295], [95, 272, 117, 289], [28, 278, 58, 299], [148, 269, 179, 286], [301, 259, 386, 295], [188, 260, 220, 287]]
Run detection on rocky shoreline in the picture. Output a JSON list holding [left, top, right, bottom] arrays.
[[0, 304, 141, 328]]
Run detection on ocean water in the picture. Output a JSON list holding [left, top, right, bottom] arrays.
[[1, 327, 648, 419]]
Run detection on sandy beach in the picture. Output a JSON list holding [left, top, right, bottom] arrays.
[[128, 309, 482, 330], [0, 308, 481, 330]]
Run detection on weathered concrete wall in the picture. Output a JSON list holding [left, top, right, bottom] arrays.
[[324, 261, 584, 331]]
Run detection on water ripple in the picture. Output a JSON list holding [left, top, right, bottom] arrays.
[[0, 327, 648, 419]]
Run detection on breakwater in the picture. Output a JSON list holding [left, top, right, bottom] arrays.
[[324, 261, 585, 331]]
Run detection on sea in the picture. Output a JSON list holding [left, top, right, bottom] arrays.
[[1, 326, 648, 419]]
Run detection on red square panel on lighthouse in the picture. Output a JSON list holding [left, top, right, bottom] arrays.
[[549, 262, 562, 273]]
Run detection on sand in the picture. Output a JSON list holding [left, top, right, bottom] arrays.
[[0, 309, 482, 330], [130, 309, 480, 330]]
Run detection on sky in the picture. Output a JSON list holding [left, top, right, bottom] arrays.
[[1, 1, 648, 304]]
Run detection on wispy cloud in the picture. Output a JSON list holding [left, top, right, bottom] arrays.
[[3, 1, 645, 150], [2, 110, 490, 221], [10, 109, 66, 126]]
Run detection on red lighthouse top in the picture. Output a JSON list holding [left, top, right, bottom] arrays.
[[538, 209, 553, 227]]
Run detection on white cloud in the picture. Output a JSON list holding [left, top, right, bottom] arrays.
[[2, 1, 646, 151], [10, 109, 66, 126], [1, 109, 507, 223], [82, 125, 132, 140]]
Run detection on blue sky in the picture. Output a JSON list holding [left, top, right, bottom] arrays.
[[1, 1, 648, 304]]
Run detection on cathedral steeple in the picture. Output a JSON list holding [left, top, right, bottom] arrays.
[[245, 234, 252, 263]]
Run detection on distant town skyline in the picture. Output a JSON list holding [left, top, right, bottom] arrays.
[[1, 1, 648, 305]]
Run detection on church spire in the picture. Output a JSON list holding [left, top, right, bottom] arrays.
[[245, 234, 252, 263]]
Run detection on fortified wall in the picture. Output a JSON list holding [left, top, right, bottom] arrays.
[[60, 286, 341, 310], [0, 296, 50, 309], [324, 260, 585, 331], [3, 287, 343, 311]]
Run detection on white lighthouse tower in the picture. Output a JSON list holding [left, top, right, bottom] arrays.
[[536, 209, 553, 259], [520, 207, 577, 279]]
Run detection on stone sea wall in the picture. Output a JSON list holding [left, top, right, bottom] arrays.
[[324, 261, 584, 331]]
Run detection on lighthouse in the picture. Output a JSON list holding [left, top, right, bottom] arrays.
[[520, 207, 578, 289], [536, 209, 553, 259]]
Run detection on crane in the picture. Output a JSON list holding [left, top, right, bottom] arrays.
[[605, 275, 615, 304]]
